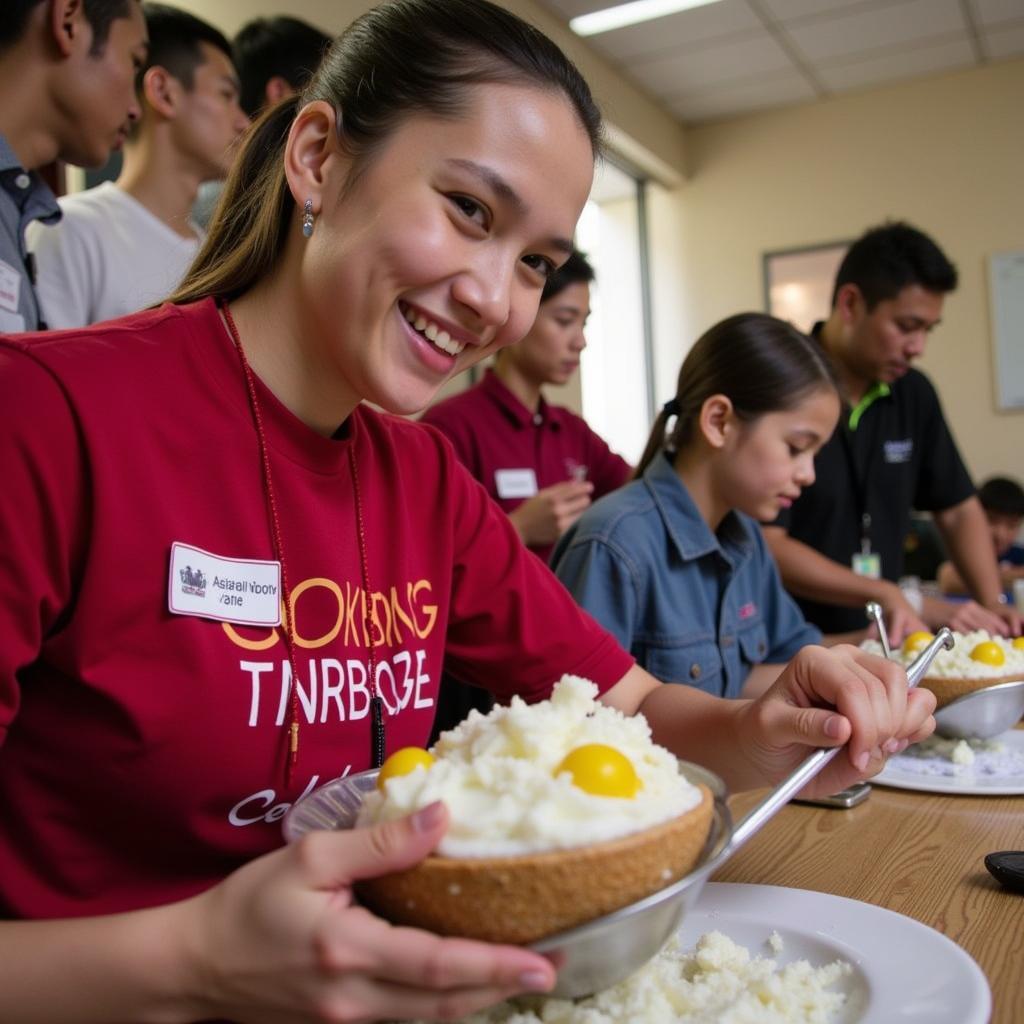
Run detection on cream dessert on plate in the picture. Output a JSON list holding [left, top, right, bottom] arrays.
[[862, 629, 1024, 707], [356, 675, 714, 943]]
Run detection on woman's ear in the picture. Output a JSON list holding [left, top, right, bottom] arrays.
[[698, 394, 734, 450], [283, 100, 342, 217]]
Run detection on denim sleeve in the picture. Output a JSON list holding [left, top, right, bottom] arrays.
[[550, 535, 639, 655], [753, 525, 821, 660]]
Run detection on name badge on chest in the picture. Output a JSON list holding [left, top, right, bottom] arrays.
[[168, 542, 282, 626], [0, 258, 22, 314], [851, 552, 882, 580], [495, 468, 538, 499]]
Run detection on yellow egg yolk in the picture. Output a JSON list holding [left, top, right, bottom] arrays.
[[555, 743, 642, 799], [377, 747, 435, 790], [1013, 637, 1024, 650], [902, 631, 934, 656], [970, 641, 1006, 667]]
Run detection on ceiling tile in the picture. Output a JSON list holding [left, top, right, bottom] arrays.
[[536, 0, 624, 18], [629, 32, 794, 95], [760, 0, 884, 21], [816, 35, 975, 90], [971, 0, 1024, 27], [785, 0, 965, 60], [985, 19, 1024, 55], [582, 0, 762, 63], [669, 69, 817, 122]]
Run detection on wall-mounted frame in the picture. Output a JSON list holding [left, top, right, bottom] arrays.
[[987, 249, 1024, 411], [762, 240, 849, 334]]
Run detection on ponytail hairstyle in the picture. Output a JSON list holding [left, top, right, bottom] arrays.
[[169, 0, 602, 306], [634, 313, 838, 479]]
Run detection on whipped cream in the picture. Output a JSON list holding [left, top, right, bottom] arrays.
[[861, 630, 1024, 679], [357, 675, 703, 857]]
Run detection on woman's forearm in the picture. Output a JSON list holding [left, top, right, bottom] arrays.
[[636, 683, 757, 791], [0, 901, 202, 1024]]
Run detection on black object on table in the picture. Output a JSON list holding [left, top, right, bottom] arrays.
[[985, 851, 1024, 893]]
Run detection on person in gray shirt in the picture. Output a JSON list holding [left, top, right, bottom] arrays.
[[193, 16, 329, 229]]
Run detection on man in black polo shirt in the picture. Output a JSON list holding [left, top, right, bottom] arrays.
[[764, 222, 1021, 641]]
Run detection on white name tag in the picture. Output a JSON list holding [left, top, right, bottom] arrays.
[[0, 259, 23, 314], [168, 542, 282, 626], [495, 468, 538, 499], [851, 552, 882, 580]]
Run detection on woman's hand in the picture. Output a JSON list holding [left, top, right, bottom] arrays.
[[185, 802, 555, 1023], [733, 644, 935, 797]]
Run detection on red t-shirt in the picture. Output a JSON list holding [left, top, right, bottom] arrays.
[[420, 370, 631, 563], [0, 299, 633, 920]]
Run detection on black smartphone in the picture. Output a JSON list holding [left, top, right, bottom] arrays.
[[792, 782, 871, 809]]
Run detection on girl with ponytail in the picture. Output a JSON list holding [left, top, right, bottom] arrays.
[[553, 313, 845, 699], [0, 3, 933, 1017]]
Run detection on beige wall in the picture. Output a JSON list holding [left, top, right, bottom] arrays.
[[663, 58, 1024, 485]]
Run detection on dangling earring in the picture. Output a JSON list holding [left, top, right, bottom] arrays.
[[301, 199, 315, 238]]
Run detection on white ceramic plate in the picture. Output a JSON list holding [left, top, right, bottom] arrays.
[[872, 728, 1024, 795], [687, 883, 990, 1024]]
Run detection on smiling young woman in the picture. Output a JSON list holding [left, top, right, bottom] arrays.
[[0, 2, 935, 1021]]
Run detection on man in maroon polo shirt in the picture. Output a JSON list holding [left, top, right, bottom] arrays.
[[421, 249, 631, 736]]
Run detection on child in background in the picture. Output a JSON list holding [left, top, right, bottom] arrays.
[[421, 249, 631, 565], [939, 476, 1024, 599], [424, 251, 631, 736], [553, 313, 840, 699]]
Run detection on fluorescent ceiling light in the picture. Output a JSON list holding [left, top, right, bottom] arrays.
[[571, 0, 725, 37]]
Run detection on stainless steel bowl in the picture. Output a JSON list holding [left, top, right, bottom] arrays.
[[529, 760, 731, 998], [933, 678, 1024, 739], [283, 760, 732, 999]]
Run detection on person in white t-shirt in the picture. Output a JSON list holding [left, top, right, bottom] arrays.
[[28, 3, 249, 328]]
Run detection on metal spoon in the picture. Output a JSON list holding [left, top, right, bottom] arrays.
[[865, 600, 891, 659], [532, 627, 956, 998]]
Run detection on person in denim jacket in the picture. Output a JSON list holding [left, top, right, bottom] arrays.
[[552, 313, 841, 699]]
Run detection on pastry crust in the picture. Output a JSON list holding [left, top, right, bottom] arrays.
[[921, 674, 1021, 709], [357, 784, 714, 944]]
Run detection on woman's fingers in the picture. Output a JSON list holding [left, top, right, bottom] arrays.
[[903, 689, 937, 744], [292, 802, 450, 892], [787, 648, 877, 766], [762, 645, 933, 778], [318, 972, 543, 1024], [320, 912, 555, 994]]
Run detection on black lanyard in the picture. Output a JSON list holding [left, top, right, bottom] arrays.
[[837, 407, 880, 555], [24, 251, 47, 331]]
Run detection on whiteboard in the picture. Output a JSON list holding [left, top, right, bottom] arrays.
[[989, 249, 1024, 410]]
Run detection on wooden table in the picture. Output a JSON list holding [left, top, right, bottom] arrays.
[[714, 782, 1024, 1023]]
